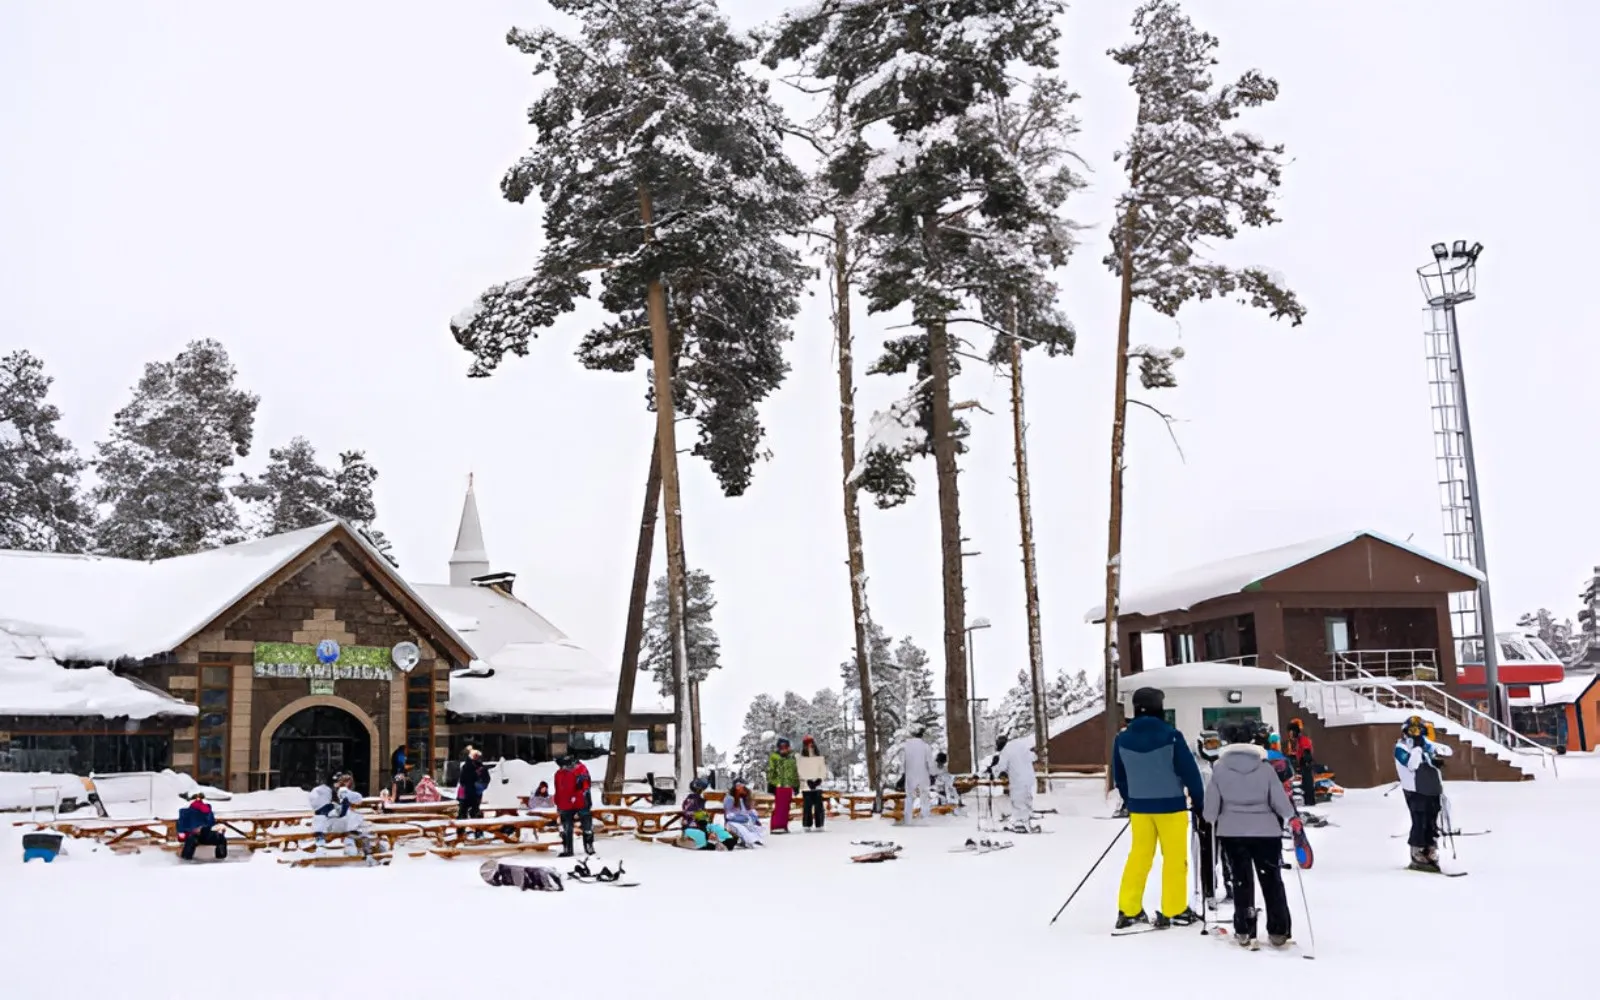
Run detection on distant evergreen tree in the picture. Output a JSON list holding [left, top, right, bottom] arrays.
[[733, 694, 783, 786], [840, 623, 942, 779], [641, 568, 721, 699], [1516, 609, 1576, 662], [328, 450, 394, 566], [0, 351, 95, 553], [93, 339, 258, 560], [249, 436, 334, 535], [1097, 0, 1305, 764]]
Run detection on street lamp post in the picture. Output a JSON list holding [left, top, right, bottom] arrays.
[[965, 618, 992, 771]]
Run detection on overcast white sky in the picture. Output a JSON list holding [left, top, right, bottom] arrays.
[[3, 2, 1595, 751]]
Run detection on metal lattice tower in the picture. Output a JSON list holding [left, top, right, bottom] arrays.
[[1423, 306, 1485, 666]]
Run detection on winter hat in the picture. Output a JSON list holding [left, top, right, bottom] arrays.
[[1130, 687, 1165, 718], [189, 790, 206, 801], [776, 737, 791, 750], [801, 735, 816, 746]]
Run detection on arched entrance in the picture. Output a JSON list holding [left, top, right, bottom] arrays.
[[267, 704, 373, 793]]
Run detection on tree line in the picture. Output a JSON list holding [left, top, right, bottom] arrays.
[[0, 341, 392, 563], [448, 0, 1304, 789]]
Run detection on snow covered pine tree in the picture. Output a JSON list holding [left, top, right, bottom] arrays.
[[449, 0, 808, 794], [769, 0, 1069, 773], [240, 439, 395, 563], [93, 339, 259, 560], [329, 450, 395, 565], [1098, 0, 1306, 769], [641, 569, 722, 699], [0, 350, 95, 553]]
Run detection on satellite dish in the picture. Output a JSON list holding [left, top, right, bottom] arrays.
[[392, 642, 420, 672]]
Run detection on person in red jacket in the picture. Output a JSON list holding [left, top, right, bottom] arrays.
[[1285, 719, 1316, 808], [553, 754, 594, 857]]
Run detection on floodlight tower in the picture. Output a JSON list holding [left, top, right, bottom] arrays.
[[1417, 239, 1505, 724]]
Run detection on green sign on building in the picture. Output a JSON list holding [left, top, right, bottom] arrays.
[[253, 642, 394, 681]]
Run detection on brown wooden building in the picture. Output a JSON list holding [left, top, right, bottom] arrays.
[[1046, 531, 1542, 787], [0, 485, 672, 793]]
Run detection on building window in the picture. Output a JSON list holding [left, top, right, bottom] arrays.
[[448, 732, 552, 767], [405, 671, 435, 778], [196, 665, 230, 787], [569, 730, 650, 756], [1202, 707, 1264, 731], [1169, 633, 1196, 664], [0, 734, 172, 774], [1324, 616, 1350, 653], [1202, 629, 1226, 662]]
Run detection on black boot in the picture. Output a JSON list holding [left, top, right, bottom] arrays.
[[1114, 910, 1148, 930], [583, 834, 595, 856]]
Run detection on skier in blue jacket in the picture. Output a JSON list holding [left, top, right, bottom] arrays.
[[1112, 687, 1206, 930]]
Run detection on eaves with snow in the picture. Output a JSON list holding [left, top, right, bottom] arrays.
[[1084, 530, 1485, 624]]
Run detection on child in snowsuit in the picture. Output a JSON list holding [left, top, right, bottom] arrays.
[[331, 773, 377, 862], [766, 738, 800, 833], [176, 791, 228, 860], [414, 774, 442, 803], [679, 779, 737, 850], [932, 752, 960, 808], [721, 782, 765, 847]]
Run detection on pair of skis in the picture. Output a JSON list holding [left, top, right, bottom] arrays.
[[950, 838, 1013, 855]]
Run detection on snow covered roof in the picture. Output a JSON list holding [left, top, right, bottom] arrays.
[[1120, 662, 1295, 693], [0, 521, 473, 666], [1513, 672, 1598, 706], [1013, 700, 1105, 752], [1084, 530, 1485, 623], [410, 582, 671, 718], [0, 628, 197, 719]]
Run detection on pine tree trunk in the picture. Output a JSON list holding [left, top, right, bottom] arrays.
[[1008, 311, 1049, 793], [603, 434, 662, 795], [834, 209, 881, 797], [690, 679, 704, 772], [928, 313, 971, 773], [1103, 210, 1138, 789], [639, 183, 695, 794]]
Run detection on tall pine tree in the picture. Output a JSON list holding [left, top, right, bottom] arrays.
[[640, 568, 721, 699], [329, 450, 394, 565], [93, 340, 258, 560], [0, 351, 94, 553], [770, 0, 1068, 771], [451, 0, 810, 794], [248, 436, 333, 535], [1098, 0, 1305, 770]]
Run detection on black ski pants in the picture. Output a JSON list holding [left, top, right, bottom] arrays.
[[801, 789, 825, 829], [180, 828, 227, 860], [1403, 790, 1441, 849], [1299, 758, 1317, 807], [1220, 836, 1290, 939], [457, 793, 483, 821], [560, 808, 593, 851]]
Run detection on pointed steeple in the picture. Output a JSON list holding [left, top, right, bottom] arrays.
[[449, 473, 491, 586]]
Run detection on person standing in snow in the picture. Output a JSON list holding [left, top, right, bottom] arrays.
[[554, 754, 596, 857], [1192, 732, 1229, 904], [1112, 687, 1205, 930], [796, 735, 829, 831], [987, 734, 1037, 832], [309, 774, 338, 851], [899, 729, 935, 824], [1285, 718, 1317, 808], [766, 738, 800, 833], [1203, 723, 1295, 948], [390, 744, 411, 800], [456, 746, 486, 821], [1395, 715, 1453, 871]]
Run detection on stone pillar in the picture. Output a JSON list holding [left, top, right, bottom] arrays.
[[230, 663, 253, 792]]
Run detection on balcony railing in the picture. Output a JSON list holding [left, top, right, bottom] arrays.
[[1329, 648, 1439, 682]]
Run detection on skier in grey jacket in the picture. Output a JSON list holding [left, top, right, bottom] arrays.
[[1202, 723, 1296, 949]]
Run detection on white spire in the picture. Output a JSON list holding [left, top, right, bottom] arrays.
[[449, 473, 491, 586]]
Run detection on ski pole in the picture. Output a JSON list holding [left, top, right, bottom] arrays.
[[1192, 826, 1209, 936], [1441, 795, 1457, 861], [1381, 781, 1403, 797], [1289, 851, 1317, 961], [1049, 821, 1128, 926]]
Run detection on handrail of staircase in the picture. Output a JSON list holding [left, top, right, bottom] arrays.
[[1276, 656, 1556, 777]]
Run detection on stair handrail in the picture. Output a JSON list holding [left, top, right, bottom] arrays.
[[1387, 680, 1558, 776], [1278, 656, 1375, 721]]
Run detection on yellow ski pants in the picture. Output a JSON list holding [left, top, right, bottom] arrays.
[[1117, 810, 1190, 918]]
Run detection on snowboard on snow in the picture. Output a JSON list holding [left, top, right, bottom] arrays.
[[851, 845, 902, 863], [480, 858, 564, 890], [1288, 817, 1313, 870]]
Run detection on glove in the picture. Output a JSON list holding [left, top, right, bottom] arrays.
[[1412, 734, 1427, 747]]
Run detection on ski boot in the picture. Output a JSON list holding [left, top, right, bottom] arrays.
[[1114, 910, 1148, 930], [1408, 846, 1439, 872], [1268, 933, 1290, 948], [558, 834, 575, 859], [583, 832, 595, 856], [1154, 908, 1200, 928], [1235, 934, 1258, 950]]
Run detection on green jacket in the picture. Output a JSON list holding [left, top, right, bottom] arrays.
[[766, 751, 799, 790]]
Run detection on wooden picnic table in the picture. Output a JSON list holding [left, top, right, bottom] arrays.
[[360, 800, 457, 817], [620, 807, 680, 836], [601, 789, 654, 807], [33, 817, 170, 848]]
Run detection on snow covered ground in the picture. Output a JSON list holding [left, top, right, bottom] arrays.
[[4, 759, 1591, 999]]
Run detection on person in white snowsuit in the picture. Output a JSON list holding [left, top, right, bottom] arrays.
[[988, 734, 1036, 831], [308, 776, 338, 849], [900, 730, 935, 823], [931, 752, 960, 809], [330, 773, 377, 862]]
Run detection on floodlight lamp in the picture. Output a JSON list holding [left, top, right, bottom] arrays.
[[1452, 240, 1468, 258], [1431, 243, 1448, 260], [968, 617, 992, 630], [1226, 690, 1243, 704], [1468, 241, 1484, 261]]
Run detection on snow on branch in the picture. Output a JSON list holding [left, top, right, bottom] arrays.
[[847, 379, 929, 486]]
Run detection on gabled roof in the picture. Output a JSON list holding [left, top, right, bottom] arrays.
[[1084, 530, 1485, 623], [0, 521, 474, 666], [0, 628, 196, 719], [411, 581, 672, 717]]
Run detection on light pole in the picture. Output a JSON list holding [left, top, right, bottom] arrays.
[[1417, 239, 1504, 724], [965, 617, 992, 770]]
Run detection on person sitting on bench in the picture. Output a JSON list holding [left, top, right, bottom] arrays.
[[177, 791, 227, 860]]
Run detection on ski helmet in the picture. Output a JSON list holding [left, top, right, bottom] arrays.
[[1130, 687, 1165, 717], [1402, 715, 1426, 737], [690, 777, 708, 793]]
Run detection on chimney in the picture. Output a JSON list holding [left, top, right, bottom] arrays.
[[471, 571, 517, 597]]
